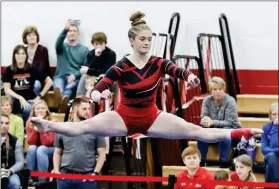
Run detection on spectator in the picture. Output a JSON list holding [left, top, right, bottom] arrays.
[[1, 113, 24, 189], [53, 97, 106, 189], [84, 75, 96, 98], [261, 102, 278, 183], [197, 77, 241, 168], [53, 19, 89, 102], [230, 154, 258, 189], [77, 32, 116, 96], [26, 100, 55, 184], [214, 170, 233, 189], [174, 146, 214, 188], [2, 45, 53, 124], [1, 96, 24, 142], [22, 26, 51, 95]]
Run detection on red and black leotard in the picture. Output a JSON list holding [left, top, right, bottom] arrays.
[[94, 56, 193, 135]]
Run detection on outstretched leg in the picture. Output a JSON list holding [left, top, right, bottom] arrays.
[[147, 112, 262, 142], [31, 111, 128, 137]]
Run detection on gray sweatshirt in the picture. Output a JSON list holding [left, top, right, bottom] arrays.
[[9, 140, 24, 174], [200, 94, 241, 129]]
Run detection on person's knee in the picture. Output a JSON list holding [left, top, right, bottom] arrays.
[[27, 145, 38, 155], [8, 175, 21, 189], [265, 152, 277, 161], [36, 145, 48, 158]]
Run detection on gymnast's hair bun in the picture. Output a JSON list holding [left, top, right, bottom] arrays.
[[130, 11, 146, 26]]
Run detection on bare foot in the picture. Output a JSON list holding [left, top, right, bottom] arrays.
[[30, 117, 51, 133]]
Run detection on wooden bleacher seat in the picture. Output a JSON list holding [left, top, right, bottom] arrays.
[[239, 117, 269, 138], [24, 135, 29, 153], [51, 112, 65, 122], [239, 117, 269, 129], [255, 143, 264, 163], [162, 165, 264, 186], [237, 94, 278, 114], [43, 91, 59, 109]]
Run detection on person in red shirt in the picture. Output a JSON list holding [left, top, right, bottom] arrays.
[[26, 99, 55, 184], [230, 154, 258, 189], [174, 146, 214, 189]]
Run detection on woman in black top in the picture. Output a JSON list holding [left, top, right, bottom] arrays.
[[2, 45, 53, 124]]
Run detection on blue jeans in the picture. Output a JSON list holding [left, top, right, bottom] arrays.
[[26, 145, 54, 181], [8, 174, 21, 189], [53, 75, 79, 97], [57, 177, 97, 189], [264, 152, 279, 182], [197, 137, 231, 162], [33, 80, 42, 96]]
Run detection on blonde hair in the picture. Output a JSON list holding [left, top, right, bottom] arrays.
[[268, 102, 278, 120], [28, 100, 52, 128], [208, 77, 226, 92], [1, 96, 13, 108], [181, 146, 201, 160], [235, 154, 257, 183], [85, 75, 97, 89], [128, 11, 151, 40]]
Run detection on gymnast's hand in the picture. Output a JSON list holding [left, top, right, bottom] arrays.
[[30, 117, 50, 133], [91, 89, 112, 102], [186, 74, 200, 90], [101, 89, 112, 100]]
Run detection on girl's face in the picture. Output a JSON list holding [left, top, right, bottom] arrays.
[[235, 161, 251, 181], [34, 103, 47, 118], [15, 48, 27, 69], [130, 29, 152, 55]]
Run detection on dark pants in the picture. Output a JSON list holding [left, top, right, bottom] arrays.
[[264, 152, 279, 182], [197, 126, 232, 163], [57, 169, 97, 189], [197, 139, 232, 162], [57, 178, 97, 189]]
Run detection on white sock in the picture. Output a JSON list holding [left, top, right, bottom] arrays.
[[226, 130, 232, 140]]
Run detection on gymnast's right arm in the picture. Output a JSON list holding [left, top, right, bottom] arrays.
[[91, 64, 121, 102]]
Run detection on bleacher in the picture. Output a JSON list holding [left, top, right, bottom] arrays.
[[163, 94, 278, 183]]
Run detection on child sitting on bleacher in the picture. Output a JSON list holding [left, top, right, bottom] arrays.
[[174, 146, 214, 189], [230, 154, 258, 189], [214, 170, 233, 189], [85, 75, 97, 98]]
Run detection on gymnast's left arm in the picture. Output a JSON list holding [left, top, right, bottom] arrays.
[[160, 59, 200, 88]]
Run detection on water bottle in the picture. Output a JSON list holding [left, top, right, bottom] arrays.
[[247, 147, 256, 162]]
